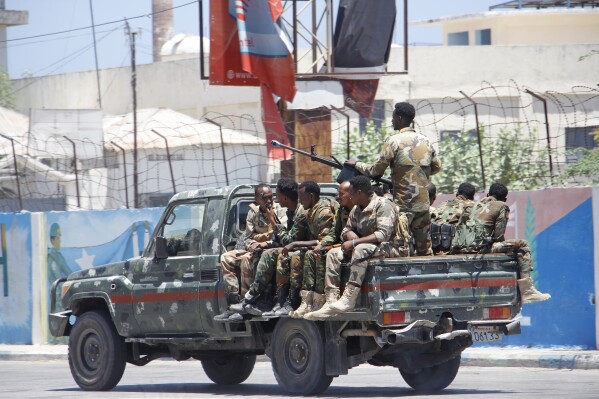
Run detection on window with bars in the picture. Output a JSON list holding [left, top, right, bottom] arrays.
[[565, 126, 597, 163]]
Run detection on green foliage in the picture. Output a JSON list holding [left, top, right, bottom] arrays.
[[434, 127, 550, 194], [563, 129, 599, 185], [0, 70, 14, 109]]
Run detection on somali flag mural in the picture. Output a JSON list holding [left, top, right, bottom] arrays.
[[0, 213, 32, 344]]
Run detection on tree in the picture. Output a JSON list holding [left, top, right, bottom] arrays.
[[0, 70, 14, 109], [563, 129, 599, 185], [434, 127, 550, 194]]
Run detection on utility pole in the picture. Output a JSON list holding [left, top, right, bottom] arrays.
[[125, 20, 139, 208], [89, 0, 102, 108]]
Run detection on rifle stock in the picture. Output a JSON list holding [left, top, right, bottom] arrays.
[[271, 140, 392, 186]]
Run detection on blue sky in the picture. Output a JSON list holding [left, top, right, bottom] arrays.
[[5, 0, 500, 79]]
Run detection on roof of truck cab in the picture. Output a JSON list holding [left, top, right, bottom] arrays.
[[168, 183, 340, 204]]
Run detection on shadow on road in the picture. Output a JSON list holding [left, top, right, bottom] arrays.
[[51, 383, 506, 397]]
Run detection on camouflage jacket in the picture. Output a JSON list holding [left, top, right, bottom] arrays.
[[431, 195, 475, 225], [273, 204, 307, 245], [319, 205, 350, 247], [470, 196, 510, 242], [243, 203, 288, 249], [342, 194, 396, 243], [275, 199, 338, 245], [355, 127, 441, 213]]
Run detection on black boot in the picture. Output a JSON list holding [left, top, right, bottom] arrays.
[[275, 286, 300, 316], [263, 283, 289, 317], [214, 293, 240, 321]]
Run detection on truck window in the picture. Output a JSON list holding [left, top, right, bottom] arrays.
[[160, 202, 206, 257], [236, 200, 253, 233]]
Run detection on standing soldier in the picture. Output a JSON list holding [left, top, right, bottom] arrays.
[[345, 102, 441, 255], [214, 184, 287, 321]]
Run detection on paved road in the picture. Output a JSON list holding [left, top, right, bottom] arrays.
[[2, 360, 599, 398]]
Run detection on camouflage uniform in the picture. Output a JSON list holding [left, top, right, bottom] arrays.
[[431, 195, 475, 225], [249, 205, 305, 295], [470, 196, 510, 243], [355, 127, 441, 256], [220, 203, 287, 298], [326, 194, 403, 290], [277, 198, 338, 292]]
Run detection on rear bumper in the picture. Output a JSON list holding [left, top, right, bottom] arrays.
[[467, 319, 521, 336]]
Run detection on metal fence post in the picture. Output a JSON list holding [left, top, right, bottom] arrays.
[[459, 91, 487, 190], [110, 141, 129, 208], [63, 136, 81, 209], [151, 129, 177, 195], [0, 133, 23, 211], [525, 89, 555, 185]]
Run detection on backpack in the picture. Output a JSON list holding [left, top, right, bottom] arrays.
[[451, 203, 488, 250]]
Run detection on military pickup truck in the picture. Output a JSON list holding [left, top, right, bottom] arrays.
[[49, 184, 522, 395]]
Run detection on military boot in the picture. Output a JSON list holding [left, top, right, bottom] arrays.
[[518, 275, 551, 304], [230, 289, 260, 313], [274, 287, 300, 316], [290, 290, 313, 318], [329, 284, 361, 313], [304, 288, 340, 320], [263, 283, 289, 317], [214, 293, 241, 321], [310, 292, 326, 313]]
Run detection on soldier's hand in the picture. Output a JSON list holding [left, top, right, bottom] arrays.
[[281, 243, 294, 257], [249, 242, 262, 253], [341, 240, 354, 253], [265, 206, 277, 225], [344, 159, 357, 168]]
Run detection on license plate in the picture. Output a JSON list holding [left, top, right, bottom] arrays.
[[469, 326, 502, 342]]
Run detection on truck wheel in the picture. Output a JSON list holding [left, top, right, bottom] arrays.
[[201, 353, 256, 385], [271, 319, 333, 395], [68, 310, 126, 391], [400, 355, 461, 392]]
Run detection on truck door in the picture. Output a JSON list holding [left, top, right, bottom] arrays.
[[131, 201, 206, 335]]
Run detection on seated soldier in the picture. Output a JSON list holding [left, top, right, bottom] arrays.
[[430, 182, 475, 253], [453, 183, 550, 304], [214, 184, 287, 321], [251, 181, 337, 317], [226, 178, 304, 320], [309, 175, 406, 318]]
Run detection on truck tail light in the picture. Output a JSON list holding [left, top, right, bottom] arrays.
[[382, 311, 410, 325], [484, 306, 511, 320]]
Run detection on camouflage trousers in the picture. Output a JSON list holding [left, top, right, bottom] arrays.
[[220, 249, 254, 296], [301, 250, 326, 294], [403, 208, 433, 256], [491, 239, 532, 274], [277, 250, 304, 290], [249, 247, 281, 295]]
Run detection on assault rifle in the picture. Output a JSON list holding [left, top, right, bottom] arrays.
[[271, 140, 392, 186]]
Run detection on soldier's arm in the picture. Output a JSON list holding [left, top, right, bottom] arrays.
[[320, 207, 343, 246], [341, 208, 359, 241], [275, 212, 308, 246], [355, 140, 394, 178], [243, 207, 259, 249], [493, 204, 510, 242]]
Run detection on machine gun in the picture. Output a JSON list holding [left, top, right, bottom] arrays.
[[271, 140, 392, 186]]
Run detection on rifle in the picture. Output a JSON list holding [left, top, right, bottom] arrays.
[[271, 140, 392, 186]]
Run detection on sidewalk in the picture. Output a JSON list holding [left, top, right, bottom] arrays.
[[2, 345, 599, 369]]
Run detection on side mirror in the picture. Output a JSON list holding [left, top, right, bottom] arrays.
[[154, 236, 168, 260]]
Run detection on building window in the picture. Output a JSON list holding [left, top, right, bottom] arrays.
[[475, 29, 491, 45], [566, 126, 597, 163], [359, 100, 386, 134], [448, 31, 469, 46]]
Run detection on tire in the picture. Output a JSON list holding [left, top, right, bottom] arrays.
[[400, 355, 461, 392], [271, 319, 333, 395], [68, 310, 126, 391], [201, 353, 256, 385]]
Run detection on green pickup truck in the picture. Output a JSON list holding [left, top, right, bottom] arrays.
[[49, 184, 522, 395]]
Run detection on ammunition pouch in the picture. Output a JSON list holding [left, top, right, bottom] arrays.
[[431, 222, 455, 253]]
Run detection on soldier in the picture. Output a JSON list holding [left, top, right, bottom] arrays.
[[214, 184, 287, 321], [431, 182, 476, 225], [345, 102, 441, 256], [309, 175, 405, 318], [455, 183, 550, 304], [261, 181, 337, 317], [303, 180, 353, 320], [223, 178, 301, 321]]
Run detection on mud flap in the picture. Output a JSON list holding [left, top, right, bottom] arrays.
[[324, 321, 348, 376]]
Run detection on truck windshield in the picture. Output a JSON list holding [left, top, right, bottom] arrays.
[[161, 202, 206, 256]]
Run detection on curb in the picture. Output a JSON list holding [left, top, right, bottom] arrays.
[[2, 346, 599, 370]]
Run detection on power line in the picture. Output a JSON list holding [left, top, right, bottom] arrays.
[[1, 0, 198, 44]]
